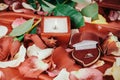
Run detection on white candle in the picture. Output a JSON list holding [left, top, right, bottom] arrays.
[[44, 17, 68, 33]]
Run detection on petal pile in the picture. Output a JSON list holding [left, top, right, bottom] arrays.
[[0, 44, 26, 68]]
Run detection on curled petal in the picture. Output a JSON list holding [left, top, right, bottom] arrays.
[[0, 45, 26, 68], [22, 2, 35, 11], [11, 2, 34, 14], [22, 2, 41, 11], [11, 2, 23, 13]]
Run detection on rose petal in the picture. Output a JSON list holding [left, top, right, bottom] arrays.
[[22, 2, 36, 11], [10, 40, 21, 59], [0, 37, 13, 61], [0, 71, 6, 80], [0, 45, 26, 68], [53, 68, 70, 80], [24, 34, 47, 49], [102, 33, 120, 56], [18, 56, 49, 78], [27, 44, 53, 60], [109, 10, 119, 21], [0, 3, 8, 11], [46, 70, 59, 77], [11, 2, 23, 13], [3, 0, 16, 5], [11, 2, 34, 14], [104, 58, 120, 80], [11, 17, 26, 28], [52, 47, 80, 71], [71, 68, 103, 80], [0, 25, 8, 38]]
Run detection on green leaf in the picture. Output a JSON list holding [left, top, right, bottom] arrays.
[[9, 18, 34, 36], [16, 35, 24, 42], [29, 27, 37, 34], [53, 4, 84, 28], [65, 1, 76, 7], [27, 0, 37, 9], [72, 0, 87, 3], [81, 3, 98, 20], [41, 4, 53, 12], [42, 0, 56, 9]]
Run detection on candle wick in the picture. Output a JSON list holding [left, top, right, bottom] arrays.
[[53, 26, 57, 30]]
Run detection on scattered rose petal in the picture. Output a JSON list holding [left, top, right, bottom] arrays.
[[52, 47, 80, 71], [0, 45, 26, 68], [37, 11, 48, 16], [109, 10, 119, 21], [11, 2, 23, 13], [22, 2, 41, 12], [0, 37, 13, 61], [18, 56, 49, 78], [71, 68, 103, 80], [71, 31, 100, 45], [11, 17, 26, 28], [118, 11, 120, 20], [65, 48, 74, 53], [115, 57, 120, 66], [27, 44, 53, 60], [53, 68, 70, 80], [46, 70, 59, 77], [104, 57, 120, 80], [102, 32, 120, 56], [11, 2, 34, 14], [0, 3, 8, 11], [104, 67, 112, 76], [24, 34, 47, 49], [3, 0, 16, 5], [0, 71, 6, 80], [90, 60, 105, 68], [69, 29, 79, 44], [10, 40, 21, 59], [22, 2, 36, 11], [0, 25, 8, 38]]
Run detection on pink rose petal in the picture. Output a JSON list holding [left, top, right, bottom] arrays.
[[11, 17, 26, 28]]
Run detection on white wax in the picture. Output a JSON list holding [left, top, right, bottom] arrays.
[[44, 18, 68, 33]]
